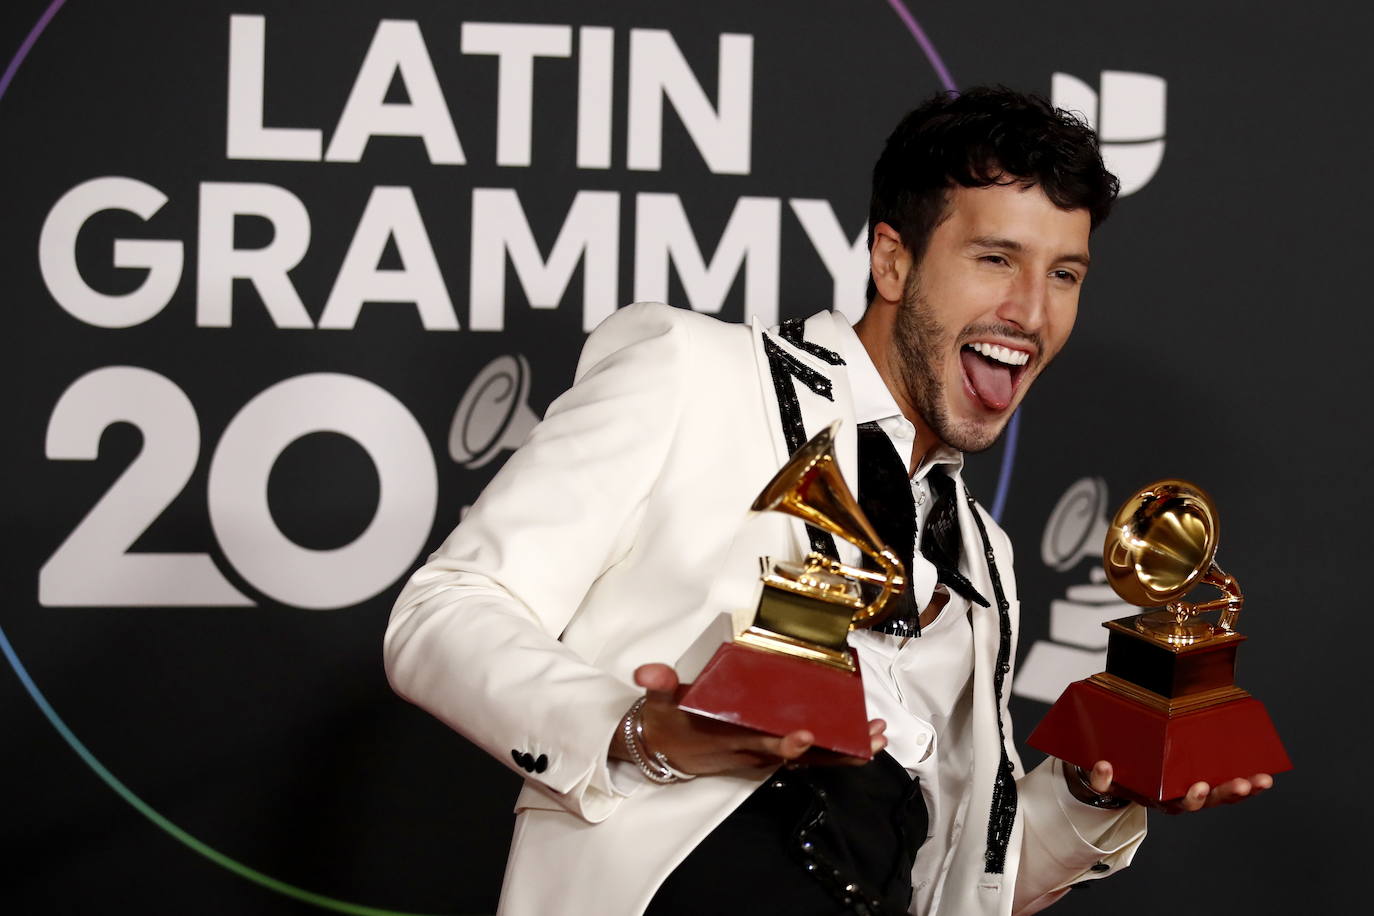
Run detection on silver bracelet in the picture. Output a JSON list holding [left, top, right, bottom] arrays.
[[621, 696, 678, 784], [634, 705, 696, 781], [1072, 764, 1130, 809]]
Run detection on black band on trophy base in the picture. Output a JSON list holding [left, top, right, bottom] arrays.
[[1102, 616, 1243, 699]]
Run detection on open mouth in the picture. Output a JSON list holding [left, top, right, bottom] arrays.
[[959, 342, 1032, 411]]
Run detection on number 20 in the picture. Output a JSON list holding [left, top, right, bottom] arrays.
[[40, 367, 438, 610]]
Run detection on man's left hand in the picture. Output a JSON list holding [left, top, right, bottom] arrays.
[[1073, 760, 1275, 814]]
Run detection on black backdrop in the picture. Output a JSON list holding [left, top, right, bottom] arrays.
[[1, 2, 1368, 914]]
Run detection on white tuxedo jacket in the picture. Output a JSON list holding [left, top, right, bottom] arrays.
[[386, 303, 1146, 916]]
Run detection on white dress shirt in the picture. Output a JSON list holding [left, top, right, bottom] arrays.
[[835, 320, 1126, 915], [836, 322, 978, 914]]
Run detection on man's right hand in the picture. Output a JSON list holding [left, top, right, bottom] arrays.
[[609, 663, 887, 776]]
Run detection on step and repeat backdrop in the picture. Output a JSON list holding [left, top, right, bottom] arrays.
[[2, 2, 1365, 914]]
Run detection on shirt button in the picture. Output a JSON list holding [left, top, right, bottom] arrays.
[[915, 733, 928, 746], [893, 421, 914, 439]]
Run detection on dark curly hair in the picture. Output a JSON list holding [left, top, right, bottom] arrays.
[[866, 86, 1119, 302]]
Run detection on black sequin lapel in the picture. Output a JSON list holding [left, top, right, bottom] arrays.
[[855, 422, 920, 637], [963, 490, 1019, 876], [763, 333, 835, 404], [779, 317, 846, 367], [762, 331, 838, 559]]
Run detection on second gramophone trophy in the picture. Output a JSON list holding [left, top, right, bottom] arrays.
[[675, 423, 906, 759], [1028, 480, 1292, 802]]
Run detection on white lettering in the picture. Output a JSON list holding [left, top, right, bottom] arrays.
[[39, 177, 184, 328], [319, 187, 459, 330], [325, 20, 465, 165], [634, 192, 778, 324], [469, 188, 620, 331], [627, 29, 752, 174], [41, 367, 252, 606], [461, 23, 573, 167], [790, 199, 869, 322], [226, 15, 323, 161], [208, 374, 437, 610], [576, 26, 614, 169], [197, 182, 313, 328]]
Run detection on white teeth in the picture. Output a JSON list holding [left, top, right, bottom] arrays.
[[969, 342, 1029, 366]]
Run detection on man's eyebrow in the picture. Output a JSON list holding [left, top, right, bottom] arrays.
[[969, 235, 1091, 268], [969, 235, 1024, 252]]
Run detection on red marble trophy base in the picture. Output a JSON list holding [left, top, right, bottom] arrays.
[[1028, 678, 1292, 802], [676, 641, 871, 760]]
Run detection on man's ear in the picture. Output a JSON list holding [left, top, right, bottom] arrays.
[[869, 222, 911, 305]]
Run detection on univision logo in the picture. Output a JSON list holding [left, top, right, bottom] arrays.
[[1052, 70, 1166, 197]]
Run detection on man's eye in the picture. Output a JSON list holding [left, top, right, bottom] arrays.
[[1050, 269, 1080, 285], [979, 254, 1008, 266]]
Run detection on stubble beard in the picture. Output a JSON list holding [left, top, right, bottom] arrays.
[[892, 279, 1009, 455]]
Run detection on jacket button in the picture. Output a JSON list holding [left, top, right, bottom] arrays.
[[1090, 862, 1111, 872], [534, 754, 548, 773], [510, 749, 524, 768]]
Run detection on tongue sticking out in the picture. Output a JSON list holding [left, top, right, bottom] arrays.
[[960, 349, 1014, 410]]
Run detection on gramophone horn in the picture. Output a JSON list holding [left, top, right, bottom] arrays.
[[1104, 479, 1218, 607], [752, 422, 906, 626], [1104, 479, 1242, 645]]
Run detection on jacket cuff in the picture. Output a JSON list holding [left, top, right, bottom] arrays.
[[1029, 757, 1147, 869], [1012, 757, 1148, 914], [506, 678, 644, 823]]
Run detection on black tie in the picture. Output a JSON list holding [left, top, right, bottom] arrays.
[[855, 421, 989, 637]]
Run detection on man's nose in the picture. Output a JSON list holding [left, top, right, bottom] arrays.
[[997, 271, 1048, 332]]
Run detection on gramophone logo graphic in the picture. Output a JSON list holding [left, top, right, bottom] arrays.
[[1014, 477, 1134, 704], [449, 354, 540, 469]]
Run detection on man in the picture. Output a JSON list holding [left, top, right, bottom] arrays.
[[385, 88, 1270, 915]]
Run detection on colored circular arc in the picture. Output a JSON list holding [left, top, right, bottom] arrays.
[[885, 0, 957, 93], [887, 0, 1022, 522], [0, 627, 449, 916], [0, 3, 1012, 915]]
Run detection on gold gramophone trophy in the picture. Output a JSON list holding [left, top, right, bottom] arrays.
[[675, 422, 906, 759], [1028, 479, 1291, 802]]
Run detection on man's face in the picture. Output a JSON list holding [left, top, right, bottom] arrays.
[[892, 181, 1092, 453]]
